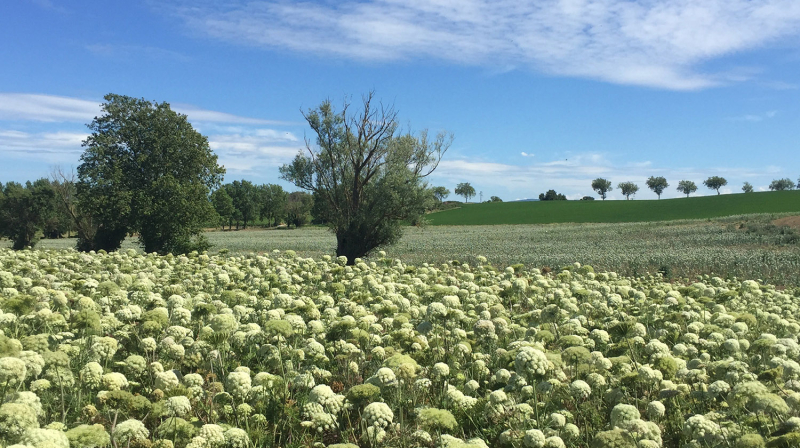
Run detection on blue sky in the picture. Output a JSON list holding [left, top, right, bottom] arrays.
[[1, 0, 799, 200]]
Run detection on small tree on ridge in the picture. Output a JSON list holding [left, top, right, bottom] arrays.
[[455, 183, 476, 203], [677, 180, 697, 197], [703, 176, 727, 195], [646, 176, 669, 199], [591, 178, 612, 200], [617, 181, 639, 200]]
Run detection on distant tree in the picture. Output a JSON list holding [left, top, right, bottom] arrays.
[[455, 183, 476, 203], [259, 183, 288, 227], [0, 180, 55, 249], [50, 167, 94, 242], [279, 92, 451, 263], [285, 191, 313, 228], [538, 189, 567, 201], [742, 182, 754, 193], [580, 196, 595, 201], [798, 176, 800, 189], [35, 178, 71, 239], [211, 188, 235, 229], [490, 196, 502, 202], [617, 182, 639, 200], [677, 180, 698, 197], [769, 178, 795, 191], [645, 176, 669, 199], [432, 186, 450, 202], [703, 176, 727, 195], [77, 93, 225, 254], [591, 178, 613, 200], [226, 180, 261, 229]]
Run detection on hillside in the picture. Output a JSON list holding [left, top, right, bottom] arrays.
[[426, 190, 800, 225]]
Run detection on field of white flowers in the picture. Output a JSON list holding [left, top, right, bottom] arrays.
[[12, 214, 800, 287], [1, 247, 799, 448]]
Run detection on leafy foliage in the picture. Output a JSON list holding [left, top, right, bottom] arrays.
[[677, 180, 698, 197], [645, 176, 669, 199], [77, 93, 225, 254], [538, 189, 567, 201], [769, 178, 796, 191], [704, 176, 728, 195], [0, 179, 55, 249], [455, 183, 476, 203], [617, 181, 639, 200], [432, 186, 451, 202], [591, 178, 613, 200], [279, 92, 451, 263]]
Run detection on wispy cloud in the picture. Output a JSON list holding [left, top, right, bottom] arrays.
[[0, 130, 86, 162], [0, 93, 301, 178], [162, 0, 800, 90], [727, 110, 778, 122], [85, 44, 191, 62], [520, 152, 534, 157], [0, 93, 289, 125]]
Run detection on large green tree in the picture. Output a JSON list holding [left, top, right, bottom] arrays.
[[591, 178, 612, 200], [279, 92, 451, 263], [645, 176, 669, 199], [0, 180, 55, 249], [77, 94, 225, 254]]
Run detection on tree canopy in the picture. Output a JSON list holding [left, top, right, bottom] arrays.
[[703, 176, 727, 195], [617, 181, 639, 200], [769, 178, 795, 191], [645, 176, 669, 199], [677, 180, 698, 197], [538, 189, 567, 201], [742, 182, 754, 193], [455, 183, 476, 203], [0, 180, 55, 249], [432, 186, 450, 202], [77, 93, 225, 254], [279, 92, 451, 263], [591, 178, 612, 200]]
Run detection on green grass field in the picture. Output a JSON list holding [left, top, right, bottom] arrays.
[[427, 190, 800, 225]]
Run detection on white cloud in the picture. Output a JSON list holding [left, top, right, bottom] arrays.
[[520, 151, 534, 157], [163, 0, 800, 90], [85, 44, 191, 62], [727, 110, 778, 122], [0, 93, 290, 125], [0, 129, 87, 162]]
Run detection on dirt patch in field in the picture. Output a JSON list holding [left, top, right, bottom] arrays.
[[773, 215, 800, 230]]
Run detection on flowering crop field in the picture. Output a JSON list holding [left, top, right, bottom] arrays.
[[11, 214, 800, 287], [1, 248, 800, 448], [6, 214, 800, 287]]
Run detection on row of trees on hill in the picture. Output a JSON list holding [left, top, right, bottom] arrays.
[[429, 183, 501, 204], [590, 176, 799, 200], [2, 92, 451, 263]]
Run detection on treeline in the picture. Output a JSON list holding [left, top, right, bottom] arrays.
[[0, 174, 452, 250], [209, 181, 314, 230]]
